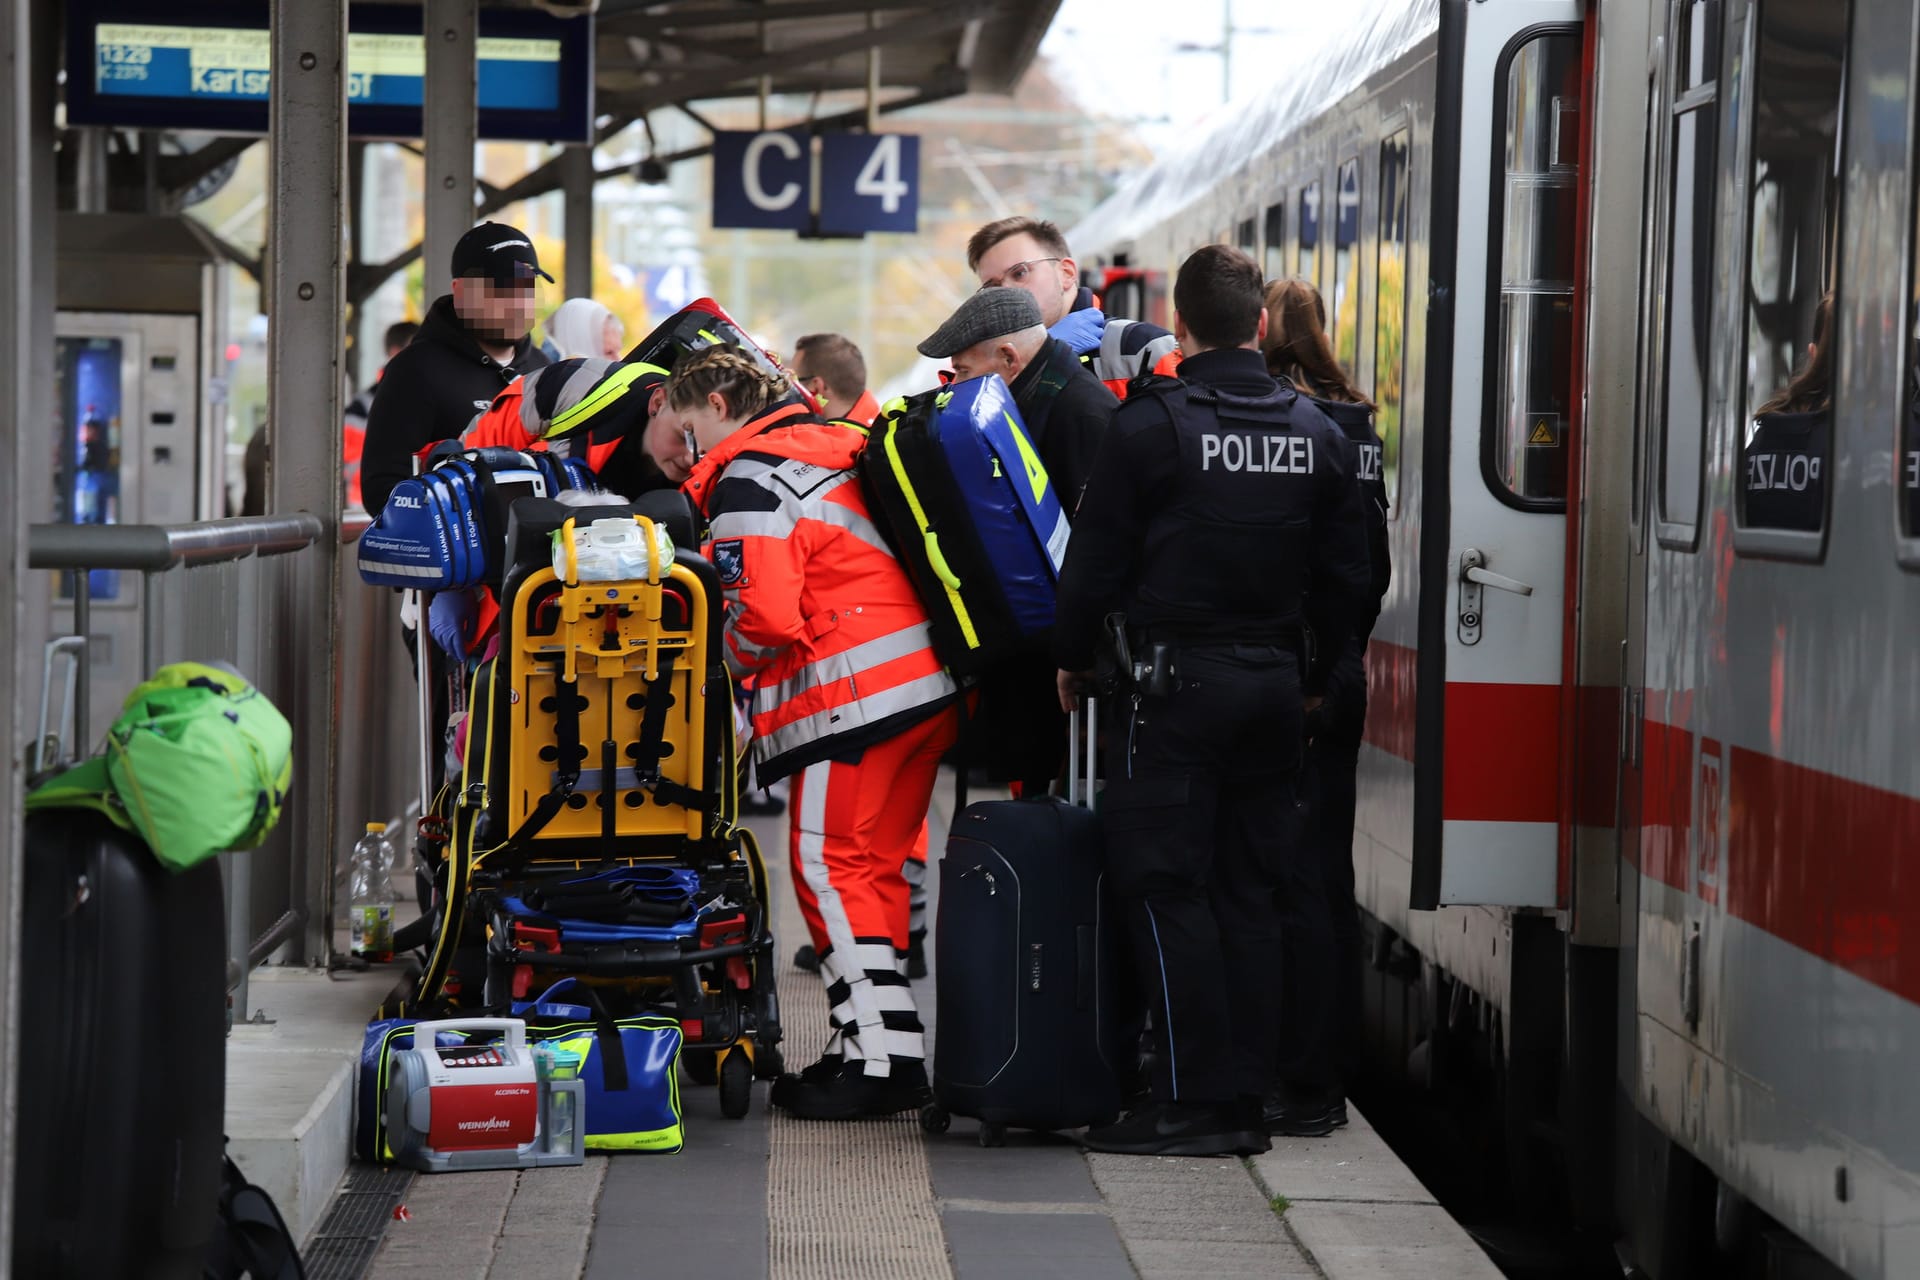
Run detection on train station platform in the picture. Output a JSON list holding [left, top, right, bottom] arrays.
[[235, 783, 1500, 1280]]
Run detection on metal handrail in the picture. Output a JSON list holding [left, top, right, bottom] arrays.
[[27, 513, 325, 572]]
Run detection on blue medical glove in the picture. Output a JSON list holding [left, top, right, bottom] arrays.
[[1049, 307, 1107, 355], [428, 589, 476, 662]]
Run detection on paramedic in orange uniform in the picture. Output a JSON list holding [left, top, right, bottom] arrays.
[[782, 332, 933, 982], [655, 345, 961, 1120]]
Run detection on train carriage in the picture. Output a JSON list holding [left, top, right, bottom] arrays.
[[1073, 1, 1920, 1276]]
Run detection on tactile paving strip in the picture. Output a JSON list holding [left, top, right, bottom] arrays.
[[303, 1164, 415, 1280], [761, 811, 952, 1280]]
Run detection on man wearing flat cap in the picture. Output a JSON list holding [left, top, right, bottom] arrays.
[[919, 286, 1118, 513], [918, 287, 1121, 796], [361, 220, 554, 513]]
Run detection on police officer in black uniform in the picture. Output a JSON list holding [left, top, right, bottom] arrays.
[[1055, 245, 1371, 1157]]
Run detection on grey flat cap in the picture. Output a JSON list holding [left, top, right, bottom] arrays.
[[917, 287, 1044, 359]]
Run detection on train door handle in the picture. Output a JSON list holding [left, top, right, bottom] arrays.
[[1457, 548, 1533, 646]]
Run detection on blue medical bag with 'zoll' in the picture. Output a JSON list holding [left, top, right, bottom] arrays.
[[358, 447, 594, 590], [861, 375, 1070, 679]]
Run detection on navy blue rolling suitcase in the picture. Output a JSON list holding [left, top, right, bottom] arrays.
[[924, 701, 1125, 1145], [14, 809, 228, 1278]]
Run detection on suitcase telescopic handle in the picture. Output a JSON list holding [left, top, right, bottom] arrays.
[[1067, 695, 1097, 809]]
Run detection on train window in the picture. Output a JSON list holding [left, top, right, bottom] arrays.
[[1263, 200, 1286, 281], [1377, 130, 1410, 511], [1235, 217, 1257, 255], [1298, 182, 1321, 286], [1737, 0, 1846, 546], [1486, 31, 1582, 506], [1333, 158, 1363, 370], [1658, 0, 1722, 539]]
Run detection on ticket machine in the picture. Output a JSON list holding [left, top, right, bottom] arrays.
[[30, 213, 226, 744]]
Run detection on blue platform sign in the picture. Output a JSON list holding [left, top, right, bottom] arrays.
[[711, 131, 813, 232], [819, 134, 920, 235]]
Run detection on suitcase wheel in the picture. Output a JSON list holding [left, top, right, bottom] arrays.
[[976, 1120, 1006, 1149], [718, 1048, 753, 1119], [919, 1104, 950, 1136]]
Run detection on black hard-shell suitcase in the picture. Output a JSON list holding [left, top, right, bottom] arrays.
[[14, 809, 228, 1278], [925, 701, 1124, 1145]]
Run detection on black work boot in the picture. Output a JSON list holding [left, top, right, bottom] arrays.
[[768, 1053, 844, 1109], [771, 1058, 930, 1120], [1080, 1101, 1269, 1157], [1263, 1090, 1340, 1138]]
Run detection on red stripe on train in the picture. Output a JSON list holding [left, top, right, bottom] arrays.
[[1363, 640, 1561, 824], [1638, 718, 1692, 891], [1725, 747, 1920, 1004], [1363, 640, 1920, 1003]]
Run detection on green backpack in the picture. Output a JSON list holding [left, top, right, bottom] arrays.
[[27, 662, 294, 872]]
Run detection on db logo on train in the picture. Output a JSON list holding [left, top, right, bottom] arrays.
[[1695, 743, 1725, 909]]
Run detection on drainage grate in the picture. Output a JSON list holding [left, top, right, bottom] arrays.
[[302, 1164, 415, 1280]]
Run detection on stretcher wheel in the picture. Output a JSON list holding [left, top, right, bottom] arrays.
[[976, 1121, 1007, 1148], [919, 1104, 950, 1136], [718, 1048, 753, 1119], [682, 1049, 718, 1086]]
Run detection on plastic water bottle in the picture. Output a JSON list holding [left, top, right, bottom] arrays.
[[349, 822, 396, 961]]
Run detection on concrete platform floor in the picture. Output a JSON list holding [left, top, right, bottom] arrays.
[[345, 783, 1500, 1280]]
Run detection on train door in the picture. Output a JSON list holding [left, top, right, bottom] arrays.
[[1412, 0, 1587, 908]]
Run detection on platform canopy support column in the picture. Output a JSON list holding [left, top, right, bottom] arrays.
[[424, 0, 478, 299], [0, 0, 56, 1244], [267, 0, 347, 964], [564, 143, 595, 300]]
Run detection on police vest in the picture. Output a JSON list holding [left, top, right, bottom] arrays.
[[1743, 409, 1827, 532], [1310, 394, 1392, 632], [1129, 376, 1336, 640]]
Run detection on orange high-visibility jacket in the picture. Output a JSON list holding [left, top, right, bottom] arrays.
[[682, 401, 958, 783], [462, 359, 668, 475]]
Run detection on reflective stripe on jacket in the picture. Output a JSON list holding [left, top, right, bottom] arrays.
[[462, 359, 668, 477], [682, 402, 957, 783], [1086, 317, 1182, 400]]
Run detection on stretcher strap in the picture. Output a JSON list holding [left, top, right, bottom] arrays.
[[628, 651, 716, 815], [488, 675, 584, 872]]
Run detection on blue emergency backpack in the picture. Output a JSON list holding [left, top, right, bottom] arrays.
[[357, 446, 595, 590], [860, 375, 1070, 678]]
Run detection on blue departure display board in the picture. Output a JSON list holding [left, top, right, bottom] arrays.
[[67, 2, 593, 143]]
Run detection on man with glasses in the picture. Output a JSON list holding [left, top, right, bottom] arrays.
[[361, 221, 554, 513], [967, 216, 1181, 400]]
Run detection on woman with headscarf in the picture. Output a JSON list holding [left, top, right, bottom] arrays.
[[544, 297, 626, 360]]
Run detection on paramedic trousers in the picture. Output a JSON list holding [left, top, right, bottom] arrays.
[[1102, 644, 1306, 1105], [789, 704, 960, 1079]]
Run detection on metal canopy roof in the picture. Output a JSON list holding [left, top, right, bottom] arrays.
[[580, 0, 1060, 120]]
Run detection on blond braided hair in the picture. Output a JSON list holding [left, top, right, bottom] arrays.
[[665, 345, 792, 421]]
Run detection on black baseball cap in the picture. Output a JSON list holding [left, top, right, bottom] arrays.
[[451, 221, 554, 284]]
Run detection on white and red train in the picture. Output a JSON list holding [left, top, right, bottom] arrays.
[[1075, 0, 1920, 1275]]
